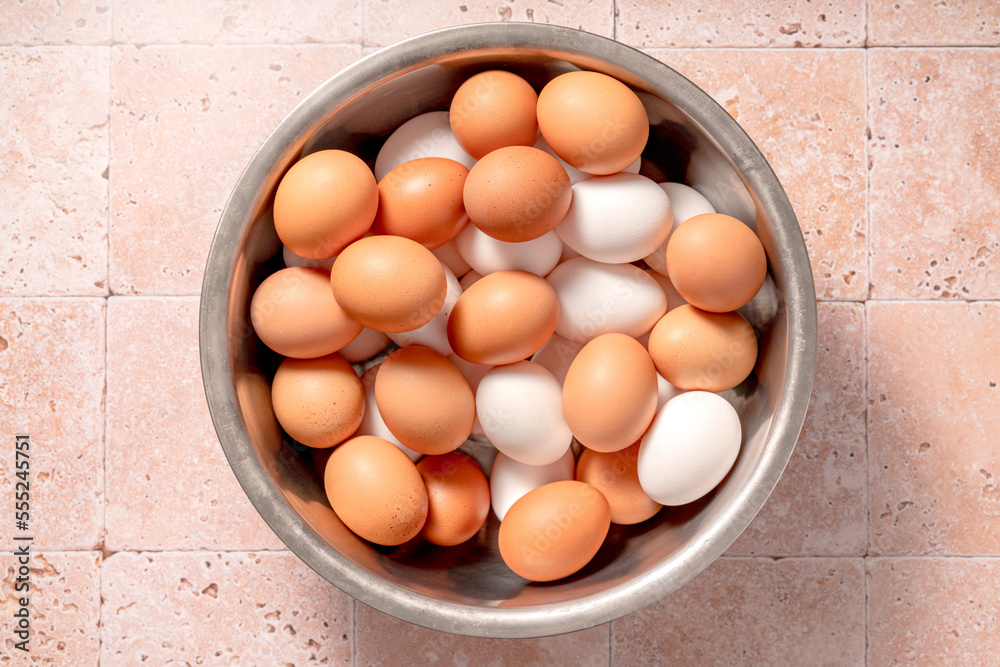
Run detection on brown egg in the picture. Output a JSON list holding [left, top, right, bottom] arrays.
[[536, 71, 649, 175], [562, 333, 658, 453], [665, 212, 767, 312], [463, 145, 572, 242], [330, 235, 447, 333], [374, 345, 476, 455], [498, 480, 610, 582], [447, 270, 559, 366], [250, 267, 362, 359], [416, 451, 490, 546], [449, 70, 539, 159], [270, 354, 364, 448], [575, 442, 662, 525], [273, 149, 378, 259], [324, 435, 428, 546], [647, 305, 758, 392], [372, 157, 470, 249]]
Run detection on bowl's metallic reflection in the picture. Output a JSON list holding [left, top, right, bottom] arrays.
[[200, 23, 817, 638]]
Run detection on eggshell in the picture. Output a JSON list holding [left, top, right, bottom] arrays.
[[273, 149, 378, 260], [476, 361, 572, 466], [374, 110, 476, 180], [354, 365, 422, 462], [448, 354, 492, 437], [644, 268, 688, 312], [374, 345, 475, 455], [447, 270, 559, 366], [282, 245, 336, 271], [498, 480, 611, 582], [324, 435, 428, 546], [490, 449, 575, 521], [530, 332, 584, 385], [449, 70, 538, 159], [536, 71, 649, 175], [458, 269, 483, 291], [575, 441, 662, 525], [556, 173, 672, 264], [339, 327, 391, 363], [250, 267, 362, 359], [373, 157, 469, 249], [534, 135, 641, 186], [655, 372, 684, 410], [454, 224, 562, 277], [387, 264, 462, 356], [638, 392, 742, 506], [665, 212, 767, 312], [416, 451, 490, 546], [647, 305, 758, 392], [643, 182, 716, 276], [562, 333, 658, 453], [463, 145, 572, 243], [331, 235, 447, 333], [271, 354, 364, 449], [547, 257, 666, 343], [431, 239, 472, 279]]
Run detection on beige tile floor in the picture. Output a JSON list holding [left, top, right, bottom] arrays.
[[1, 1, 998, 664]]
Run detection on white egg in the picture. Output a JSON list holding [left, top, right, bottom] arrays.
[[459, 269, 483, 291], [454, 224, 562, 277], [476, 361, 572, 466], [638, 391, 741, 506], [448, 354, 492, 438], [530, 332, 584, 385], [547, 257, 667, 343], [355, 366, 422, 462], [431, 238, 471, 279], [556, 173, 672, 264], [374, 111, 476, 180], [282, 245, 336, 271], [489, 448, 575, 521], [339, 327, 390, 363], [387, 264, 461, 356], [643, 182, 716, 276], [655, 372, 684, 410], [644, 268, 688, 312]]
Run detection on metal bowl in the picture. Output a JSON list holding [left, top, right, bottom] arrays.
[[200, 22, 817, 638]]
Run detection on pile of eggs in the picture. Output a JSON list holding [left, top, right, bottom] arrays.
[[250, 68, 769, 583]]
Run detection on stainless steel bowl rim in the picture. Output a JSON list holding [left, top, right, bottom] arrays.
[[200, 22, 817, 638]]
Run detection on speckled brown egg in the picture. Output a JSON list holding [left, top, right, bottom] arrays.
[[374, 345, 476, 455], [416, 451, 490, 546], [449, 70, 539, 159], [498, 480, 610, 582], [536, 71, 649, 175], [447, 270, 560, 366], [324, 435, 428, 546], [372, 157, 470, 249], [647, 304, 758, 392], [665, 212, 767, 313], [330, 235, 447, 333], [575, 441, 662, 525], [250, 267, 362, 359], [273, 149, 378, 259], [270, 353, 364, 449], [562, 333, 658, 453], [463, 145, 572, 242]]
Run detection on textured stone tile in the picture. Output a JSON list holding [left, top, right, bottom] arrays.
[[0, 552, 101, 663], [869, 0, 1000, 46], [109, 44, 361, 295], [105, 297, 283, 550], [869, 48, 1000, 299], [869, 302, 1000, 555], [0, 299, 104, 550], [101, 552, 352, 665], [0, 47, 108, 297], [649, 48, 867, 300], [618, 0, 864, 47], [0, 1, 111, 45], [113, 0, 361, 44], [356, 602, 609, 664], [868, 557, 1000, 664], [362, 0, 614, 48], [727, 303, 866, 557], [612, 557, 865, 665]]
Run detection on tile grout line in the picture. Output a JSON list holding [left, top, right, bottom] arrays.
[[862, 0, 872, 655]]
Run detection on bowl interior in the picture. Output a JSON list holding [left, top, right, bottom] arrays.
[[201, 23, 816, 638]]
